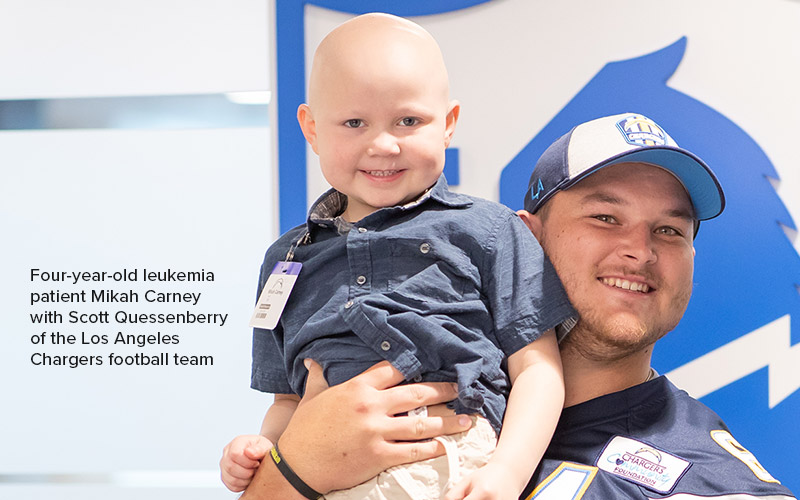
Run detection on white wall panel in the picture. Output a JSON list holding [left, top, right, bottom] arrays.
[[0, 0, 269, 99]]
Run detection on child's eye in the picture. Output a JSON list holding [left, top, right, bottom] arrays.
[[344, 119, 363, 128], [399, 117, 419, 126]]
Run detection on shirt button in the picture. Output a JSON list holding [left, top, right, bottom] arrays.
[[419, 242, 431, 254], [358, 227, 367, 233], [344, 300, 354, 309], [356, 275, 367, 285], [413, 375, 422, 382], [380, 340, 391, 351]]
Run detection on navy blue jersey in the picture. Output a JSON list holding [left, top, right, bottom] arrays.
[[522, 376, 795, 499]]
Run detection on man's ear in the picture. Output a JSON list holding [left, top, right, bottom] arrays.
[[443, 100, 460, 148], [297, 104, 319, 154], [517, 209, 543, 239]]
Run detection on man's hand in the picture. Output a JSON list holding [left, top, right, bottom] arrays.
[[241, 359, 472, 497], [219, 434, 273, 492]]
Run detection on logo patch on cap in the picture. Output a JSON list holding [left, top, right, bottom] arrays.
[[616, 115, 668, 146], [529, 178, 544, 201], [596, 436, 691, 493]]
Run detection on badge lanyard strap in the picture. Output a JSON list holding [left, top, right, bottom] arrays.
[[284, 231, 311, 262]]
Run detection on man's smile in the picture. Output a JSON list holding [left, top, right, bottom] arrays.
[[599, 276, 653, 293]]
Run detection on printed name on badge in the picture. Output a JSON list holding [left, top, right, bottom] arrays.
[[249, 262, 302, 330]]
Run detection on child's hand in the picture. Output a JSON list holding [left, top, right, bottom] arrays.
[[219, 435, 273, 492], [444, 462, 525, 500]]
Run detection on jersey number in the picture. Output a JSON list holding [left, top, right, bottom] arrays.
[[525, 463, 598, 500], [710, 430, 779, 483]]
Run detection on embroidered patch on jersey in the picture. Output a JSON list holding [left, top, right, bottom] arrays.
[[615, 114, 668, 146], [596, 436, 691, 494]]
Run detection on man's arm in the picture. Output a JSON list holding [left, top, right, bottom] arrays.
[[242, 456, 308, 500], [240, 360, 472, 498]]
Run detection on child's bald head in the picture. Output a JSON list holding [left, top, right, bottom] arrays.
[[308, 13, 451, 112]]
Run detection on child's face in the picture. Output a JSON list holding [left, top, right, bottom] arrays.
[[299, 17, 459, 222]]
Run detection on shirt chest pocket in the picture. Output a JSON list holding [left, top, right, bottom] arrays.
[[383, 237, 472, 302]]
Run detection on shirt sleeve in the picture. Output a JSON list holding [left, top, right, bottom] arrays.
[[480, 209, 575, 356], [250, 246, 295, 395]]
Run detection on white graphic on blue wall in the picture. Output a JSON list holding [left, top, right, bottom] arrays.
[[273, 2, 800, 491]]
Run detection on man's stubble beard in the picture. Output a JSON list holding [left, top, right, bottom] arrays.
[[560, 312, 660, 363], [539, 232, 691, 364]]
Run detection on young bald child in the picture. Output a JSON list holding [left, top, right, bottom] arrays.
[[222, 13, 574, 500]]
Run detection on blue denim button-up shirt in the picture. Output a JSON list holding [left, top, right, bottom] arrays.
[[251, 176, 574, 434]]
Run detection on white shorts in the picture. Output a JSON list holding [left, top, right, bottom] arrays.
[[323, 415, 496, 500]]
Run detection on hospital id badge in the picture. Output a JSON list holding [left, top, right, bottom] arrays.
[[249, 262, 302, 330]]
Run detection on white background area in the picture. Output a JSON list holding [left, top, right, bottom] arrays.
[[0, 0, 269, 99], [1, 0, 798, 498], [0, 129, 272, 498], [0, 0, 272, 497]]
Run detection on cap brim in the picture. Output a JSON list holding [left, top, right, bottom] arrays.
[[564, 146, 725, 220]]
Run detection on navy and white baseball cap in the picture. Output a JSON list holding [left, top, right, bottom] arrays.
[[523, 113, 725, 222]]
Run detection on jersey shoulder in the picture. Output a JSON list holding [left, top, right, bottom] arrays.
[[522, 377, 796, 499]]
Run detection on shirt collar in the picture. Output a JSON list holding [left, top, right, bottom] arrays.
[[307, 189, 352, 234], [306, 174, 473, 234], [424, 174, 473, 209]]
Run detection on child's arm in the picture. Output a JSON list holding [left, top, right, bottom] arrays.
[[445, 329, 564, 500], [261, 394, 302, 443], [220, 434, 273, 492], [220, 394, 301, 492]]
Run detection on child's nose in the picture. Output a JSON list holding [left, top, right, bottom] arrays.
[[367, 131, 401, 156]]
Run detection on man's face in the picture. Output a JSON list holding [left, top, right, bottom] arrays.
[[521, 162, 696, 361]]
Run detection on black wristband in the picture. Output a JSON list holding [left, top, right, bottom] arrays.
[[270, 444, 322, 500]]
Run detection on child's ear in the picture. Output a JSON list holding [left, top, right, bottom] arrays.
[[297, 104, 319, 153], [444, 100, 460, 148]]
